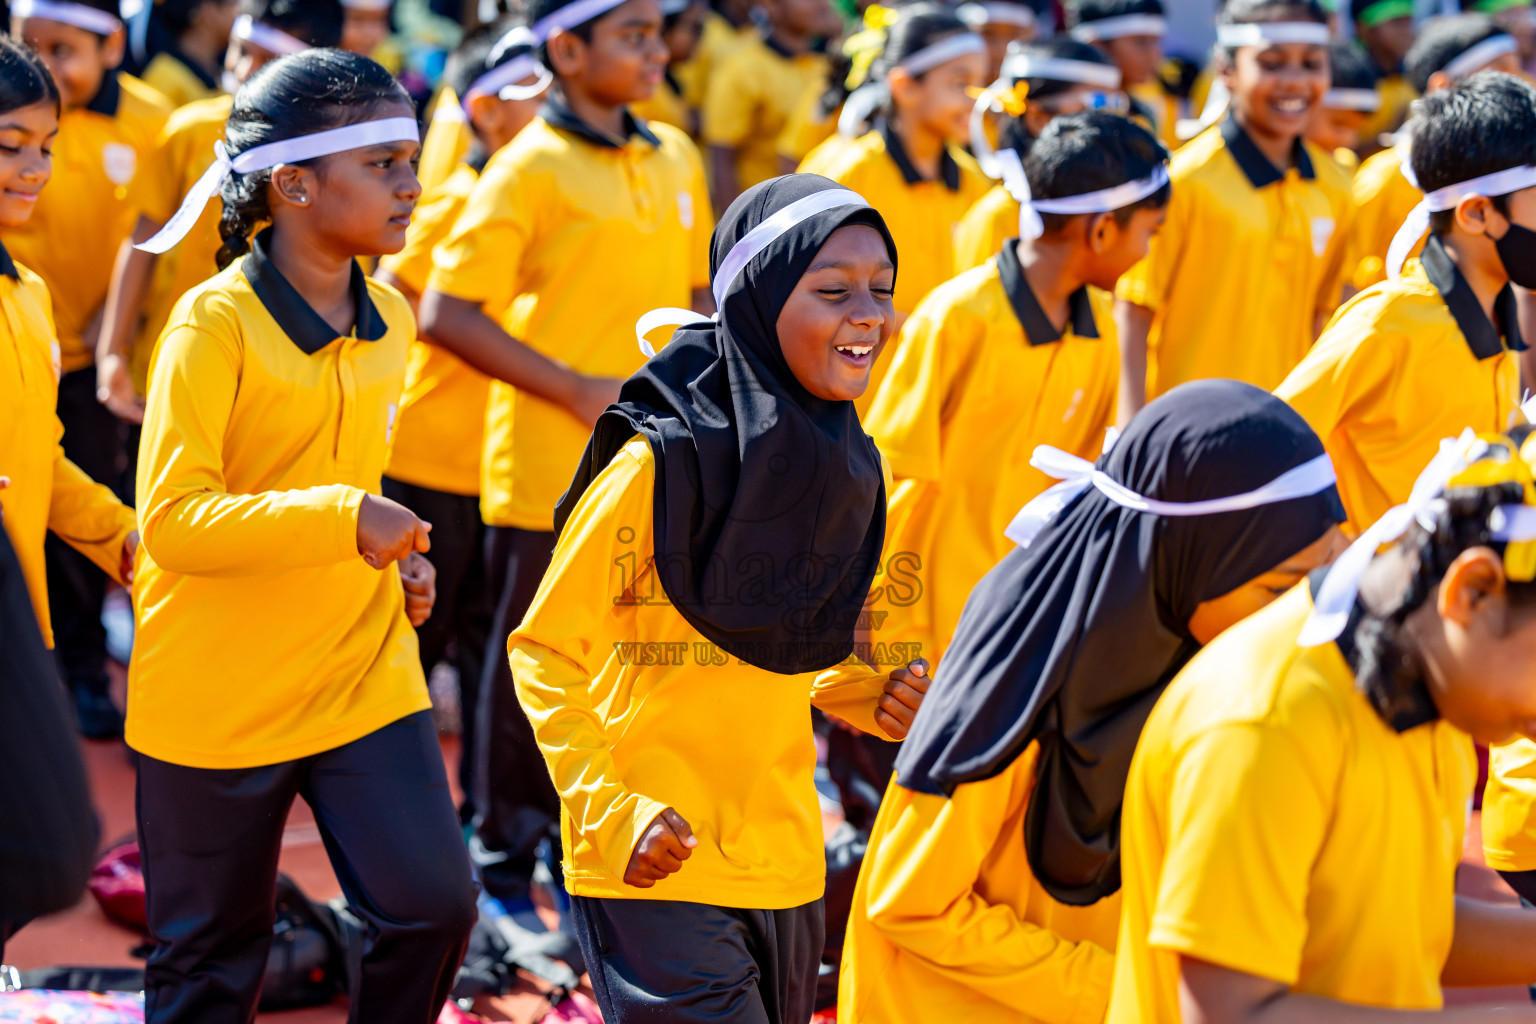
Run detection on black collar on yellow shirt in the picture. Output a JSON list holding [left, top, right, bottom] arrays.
[[996, 238, 1098, 345], [1420, 234, 1526, 360], [1310, 567, 1440, 732], [244, 229, 387, 355], [84, 71, 122, 118], [540, 95, 661, 149], [1220, 115, 1315, 188], [0, 240, 19, 281], [878, 119, 961, 191], [163, 44, 220, 91]]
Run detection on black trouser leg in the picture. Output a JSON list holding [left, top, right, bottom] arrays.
[[301, 712, 478, 1024], [138, 713, 477, 1024], [569, 896, 824, 1024], [471, 525, 558, 903], [381, 478, 490, 816], [47, 369, 126, 724]]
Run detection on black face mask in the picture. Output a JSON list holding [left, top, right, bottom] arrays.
[[1494, 219, 1536, 290]]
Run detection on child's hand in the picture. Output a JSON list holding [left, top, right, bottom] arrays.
[[875, 659, 929, 740], [357, 494, 431, 569], [568, 373, 624, 427], [121, 530, 139, 585], [96, 353, 145, 425], [624, 806, 698, 888], [400, 552, 436, 627]]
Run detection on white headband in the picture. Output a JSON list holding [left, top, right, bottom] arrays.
[[342, 0, 392, 8], [1442, 33, 1519, 80], [1070, 13, 1167, 40], [11, 0, 121, 33], [993, 145, 1169, 240], [900, 32, 988, 75], [137, 116, 421, 255], [1176, 77, 1228, 140], [1001, 53, 1123, 89], [1006, 431, 1338, 548], [1386, 162, 1536, 277], [1299, 430, 1480, 646], [232, 13, 307, 56], [957, 2, 1037, 29], [463, 28, 552, 109], [1215, 21, 1331, 48], [634, 189, 874, 357], [533, 0, 630, 43], [838, 33, 988, 137], [1323, 87, 1382, 111]]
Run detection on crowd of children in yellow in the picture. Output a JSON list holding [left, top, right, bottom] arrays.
[[12, 0, 1536, 1020]]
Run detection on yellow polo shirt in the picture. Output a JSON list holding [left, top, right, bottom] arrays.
[[703, 36, 828, 190], [817, 125, 991, 414], [1116, 117, 1355, 399], [863, 246, 1118, 667], [1276, 237, 1522, 537], [1358, 73, 1417, 149], [129, 235, 429, 769], [777, 78, 837, 168], [140, 50, 222, 109], [417, 88, 472, 196], [378, 163, 488, 497], [1347, 143, 1422, 291], [675, 12, 757, 108], [1, 73, 172, 373], [428, 104, 712, 532], [0, 245, 135, 645], [510, 434, 894, 908], [1107, 584, 1475, 1023], [839, 743, 1118, 1024], [954, 183, 1020, 274], [1130, 82, 1181, 151], [133, 93, 233, 396]]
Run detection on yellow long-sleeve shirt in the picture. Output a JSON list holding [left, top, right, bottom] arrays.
[[840, 743, 1118, 1024], [1275, 237, 1522, 537], [1, 73, 172, 373], [128, 237, 429, 769], [510, 434, 896, 909], [862, 248, 1117, 668], [0, 247, 134, 645]]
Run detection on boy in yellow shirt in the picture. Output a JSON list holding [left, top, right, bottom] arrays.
[[374, 20, 546, 823], [1069, 0, 1180, 149], [1108, 431, 1536, 1023], [1278, 72, 1534, 538], [1114, 0, 1353, 419], [420, 0, 713, 912], [864, 111, 1167, 672], [340, 0, 391, 59], [6, 0, 171, 738], [1347, 0, 1418, 148], [703, 0, 833, 209], [957, 0, 1039, 81], [1347, 15, 1521, 289], [139, 0, 238, 107], [953, 38, 1124, 272]]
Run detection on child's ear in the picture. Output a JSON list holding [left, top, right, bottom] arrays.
[[886, 67, 917, 108], [546, 28, 586, 78], [467, 94, 504, 137], [1454, 194, 1498, 238], [101, 26, 127, 70], [1425, 70, 1451, 93], [1437, 547, 1508, 628], [269, 165, 315, 209], [1087, 211, 1117, 254]]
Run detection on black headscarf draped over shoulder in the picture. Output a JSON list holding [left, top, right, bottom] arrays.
[[555, 174, 897, 675], [895, 380, 1346, 905]]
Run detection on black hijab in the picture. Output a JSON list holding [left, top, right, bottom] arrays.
[[555, 175, 896, 674], [895, 380, 1346, 905]]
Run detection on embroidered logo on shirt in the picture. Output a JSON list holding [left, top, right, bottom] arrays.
[[1311, 217, 1335, 258], [102, 143, 137, 187], [50, 340, 61, 380], [1061, 387, 1085, 424], [677, 191, 694, 231], [386, 402, 398, 444]]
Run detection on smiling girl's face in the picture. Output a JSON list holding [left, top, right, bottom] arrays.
[[774, 224, 895, 402], [0, 100, 55, 229], [1224, 36, 1330, 144]]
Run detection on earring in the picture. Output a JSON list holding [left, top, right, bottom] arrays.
[[297, 196, 308, 204]]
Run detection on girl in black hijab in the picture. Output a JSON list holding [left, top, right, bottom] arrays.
[[509, 174, 928, 1024], [837, 379, 1347, 1024]]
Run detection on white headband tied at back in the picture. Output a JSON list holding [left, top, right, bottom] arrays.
[[1070, 13, 1167, 41], [1443, 33, 1519, 80], [231, 13, 307, 55], [957, 2, 1037, 28], [1299, 430, 1483, 646], [1385, 162, 1536, 277], [342, 0, 392, 9], [1006, 430, 1338, 547], [634, 188, 873, 357], [462, 26, 551, 110], [137, 116, 421, 255], [11, 0, 121, 33], [969, 55, 1122, 175], [1215, 21, 1331, 48], [838, 33, 989, 137], [993, 145, 1168, 240]]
